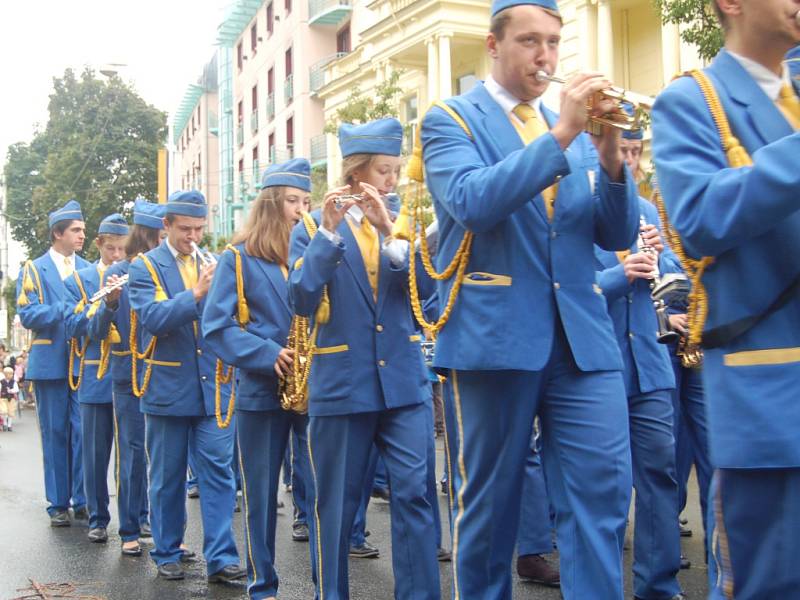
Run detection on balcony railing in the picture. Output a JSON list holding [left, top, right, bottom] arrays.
[[310, 53, 349, 93], [309, 0, 351, 25], [310, 134, 327, 165], [250, 110, 259, 134], [252, 160, 261, 187], [269, 145, 295, 164], [266, 93, 275, 121], [284, 75, 294, 105], [236, 123, 244, 147]]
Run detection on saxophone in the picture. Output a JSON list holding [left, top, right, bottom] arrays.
[[278, 315, 314, 414]]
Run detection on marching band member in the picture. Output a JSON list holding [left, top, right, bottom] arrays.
[[594, 195, 685, 600], [88, 198, 166, 555], [202, 159, 313, 600], [288, 117, 440, 600], [16, 199, 90, 526], [128, 191, 244, 583], [63, 213, 128, 543], [652, 0, 800, 596], [420, 0, 640, 597]]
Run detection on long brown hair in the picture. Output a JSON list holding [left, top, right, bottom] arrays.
[[341, 153, 374, 186], [125, 224, 161, 260], [232, 186, 292, 265]]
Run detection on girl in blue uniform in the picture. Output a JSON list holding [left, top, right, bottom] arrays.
[[288, 118, 439, 600], [88, 199, 165, 556], [203, 159, 312, 600]]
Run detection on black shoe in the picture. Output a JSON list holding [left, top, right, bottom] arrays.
[[139, 522, 152, 538], [121, 541, 143, 557], [277, 498, 285, 509], [679, 524, 693, 537], [72, 506, 89, 522], [349, 541, 380, 558], [50, 510, 71, 527], [364, 530, 371, 538], [208, 564, 246, 583], [437, 547, 452, 562], [234, 495, 241, 513], [679, 516, 688, 525], [157, 562, 185, 580], [371, 487, 391, 502], [440, 480, 448, 495], [292, 523, 309, 542], [284, 484, 293, 492], [680, 554, 691, 570], [517, 554, 560, 588], [88, 527, 108, 543], [180, 548, 197, 563], [187, 485, 199, 498]]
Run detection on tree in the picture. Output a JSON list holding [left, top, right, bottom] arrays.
[[653, 0, 724, 61], [324, 70, 404, 134], [4, 68, 167, 260]]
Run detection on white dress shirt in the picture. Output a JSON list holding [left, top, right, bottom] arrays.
[[727, 50, 793, 101], [318, 203, 409, 266], [484, 74, 546, 125], [49, 247, 77, 281]]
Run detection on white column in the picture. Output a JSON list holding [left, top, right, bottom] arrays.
[[577, 0, 599, 72], [438, 33, 453, 99], [426, 38, 439, 104], [597, 0, 614, 80], [660, 22, 681, 86]]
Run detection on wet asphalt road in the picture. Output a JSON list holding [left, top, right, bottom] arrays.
[[1, 406, 709, 599]]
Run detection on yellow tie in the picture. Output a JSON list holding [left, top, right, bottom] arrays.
[[178, 254, 198, 290], [512, 103, 558, 220], [63, 257, 74, 277], [777, 84, 800, 130], [348, 217, 380, 300]]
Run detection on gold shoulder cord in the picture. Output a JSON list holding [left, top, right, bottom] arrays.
[[213, 245, 243, 430], [17, 260, 43, 307], [280, 213, 330, 414], [130, 254, 163, 398], [400, 100, 474, 337], [68, 271, 90, 392], [654, 69, 753, 363]]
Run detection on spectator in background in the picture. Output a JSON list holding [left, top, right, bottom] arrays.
[[1, 366, 20, 431]]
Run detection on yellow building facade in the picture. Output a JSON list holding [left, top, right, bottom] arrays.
[[316, 0, 705, 184]]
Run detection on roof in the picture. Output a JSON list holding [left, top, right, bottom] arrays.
[[216, 0, 264, 47]]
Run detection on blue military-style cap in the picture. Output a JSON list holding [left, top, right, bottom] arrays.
[[166, 190, 208, 218], [339, 118, 403, 158], [133, 198, 167, 229], [98, 213, 129, 236], [491, 0, 559, 16], [621, 102, 644, 140], [260, 158, 312, 192], [48, 199, 84, 228]]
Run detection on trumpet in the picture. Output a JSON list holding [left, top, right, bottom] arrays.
[[191, 242, 217, 268], [534, 70, 654, 133], [89, 274, 129, 303]]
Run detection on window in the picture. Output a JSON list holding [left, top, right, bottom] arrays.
[[250, 23, 258, 53], [285, 0, 291, 14], [268, 133, 275, 162], [197, 104, 201, 127], [252, 85, 258, 110], [237, 42, 243, 71], [336, 23, 351, 54], [267, 2, 274, 35], [238, 100, 244, 123], [287, 116, 294, 147], [238, 158, 244, 178], [268, 67, 274, 94], [457, 73, 478, 95], [252, 145, 259, 162], [405, 95, 418, 122], [285, 47, 293, 76]]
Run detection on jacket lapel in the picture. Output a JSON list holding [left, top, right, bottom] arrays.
[[39, 253, 64, 301], [375, 236, 393, 316], [469, 83, 526, 163], [338, 220, 376, 310], [252, 257, 292, 317]]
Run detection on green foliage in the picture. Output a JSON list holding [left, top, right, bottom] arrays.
[[653, 0, 724, 61], [324, 70, 403, 135], [3, 68, 168, 259], [310, 165, 328, 208], [3, 278, 18, 335]]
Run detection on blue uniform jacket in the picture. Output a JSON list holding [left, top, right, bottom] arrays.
[[420, 82, 639, 372], [652, 48, 800, 468], [87, 261, 134, 388], [288, 211, 429, 417], [128, 241, 231, 417], [595, 198, 682, 396], [202, 245, 292, 412], [63, 263, 112, 404], [17, 252, 91, 380]]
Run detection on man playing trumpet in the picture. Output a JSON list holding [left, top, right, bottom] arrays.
[[419, 0, 639, 598]]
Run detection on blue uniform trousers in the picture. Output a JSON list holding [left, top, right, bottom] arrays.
[[374, 454, 389, 492], [628, 390, 682, 599], [446, 327, 632, 600], [425, 399, 443, 551], [307, 403, 440, 600], [80, 402, 114, 529], [517, 433, 553, 557], [187, 454, 198, 491], [145, 414, 239, 574], [237, 408, 309, 600], [33, 379, 85, 515], [350, 445, 379, 547], [708, 468, 800, 599], [669, 356, 712, 539], [113, 386, 148, 541], [288, 431, 308, 525]]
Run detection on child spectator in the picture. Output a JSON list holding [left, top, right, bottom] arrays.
[[1, 366, 19, 431]]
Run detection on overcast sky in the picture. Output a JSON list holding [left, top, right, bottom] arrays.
[[0, 0, 232, 276]]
